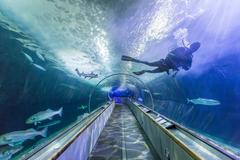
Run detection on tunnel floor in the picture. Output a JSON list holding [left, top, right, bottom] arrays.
[[89, 104, 158, 160]]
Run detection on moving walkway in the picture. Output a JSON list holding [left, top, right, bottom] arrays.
[[19, 100, 239, 160]]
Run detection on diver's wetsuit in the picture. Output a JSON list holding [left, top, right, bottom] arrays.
[[165, 47, 193, 71], [121, 45, 197, 76]]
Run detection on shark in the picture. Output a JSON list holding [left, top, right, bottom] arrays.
[[75, 68, 98, 79]]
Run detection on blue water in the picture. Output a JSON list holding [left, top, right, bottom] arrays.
[[0, 0, 240, 158]]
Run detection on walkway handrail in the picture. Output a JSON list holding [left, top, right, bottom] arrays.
[[130, 100, 239, 160]]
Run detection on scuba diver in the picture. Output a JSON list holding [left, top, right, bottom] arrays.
[[121, 41, 200, 76]]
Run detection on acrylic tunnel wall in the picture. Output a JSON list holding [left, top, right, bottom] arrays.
[[0, 0, 240, 159]]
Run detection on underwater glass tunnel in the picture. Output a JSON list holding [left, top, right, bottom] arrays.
[[0, 0, 240, 159]]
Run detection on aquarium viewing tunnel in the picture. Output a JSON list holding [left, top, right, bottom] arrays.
[[0, 0, 240, 160]]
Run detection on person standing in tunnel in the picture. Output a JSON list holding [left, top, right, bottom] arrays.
[[121, 42, 201, 76]]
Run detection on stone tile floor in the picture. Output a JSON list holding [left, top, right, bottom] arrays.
[[89, 105, 158, 160]]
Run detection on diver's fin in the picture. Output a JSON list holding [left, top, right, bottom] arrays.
[[187, 98, 190, 103], [133, 71, 145, 75], [121, 55, 136, 62]]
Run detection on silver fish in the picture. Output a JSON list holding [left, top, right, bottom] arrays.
[[0, 128, 47, 146], [26, 107, 63, 125], [32, 63, 46, 71], [37, 120, 61, 129], [187, 98, 221, 106], [0, 145, 23, 160], [23, 52, 33, 63], [35, 52, 45, 61], [153, 93, 161, 96]]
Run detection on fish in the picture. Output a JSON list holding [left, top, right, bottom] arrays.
[[0, 145, 23, 160], [0, 128, 47, 146], [137, 97, 143, 102], [143, 89, 150, 93], [35, 52, 45, 61], [153, 93, 161, 96], [187, 98, 221, 106], [75, 68, 98, 79], [37, 120, 61, 130], [26, 107, 63, 125], [23, 52, 33, 63], [77, 105, 88, 110], [32, 63, 46, 72]]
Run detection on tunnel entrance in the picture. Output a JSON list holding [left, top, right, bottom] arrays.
[[88, 73, 154, 112]]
